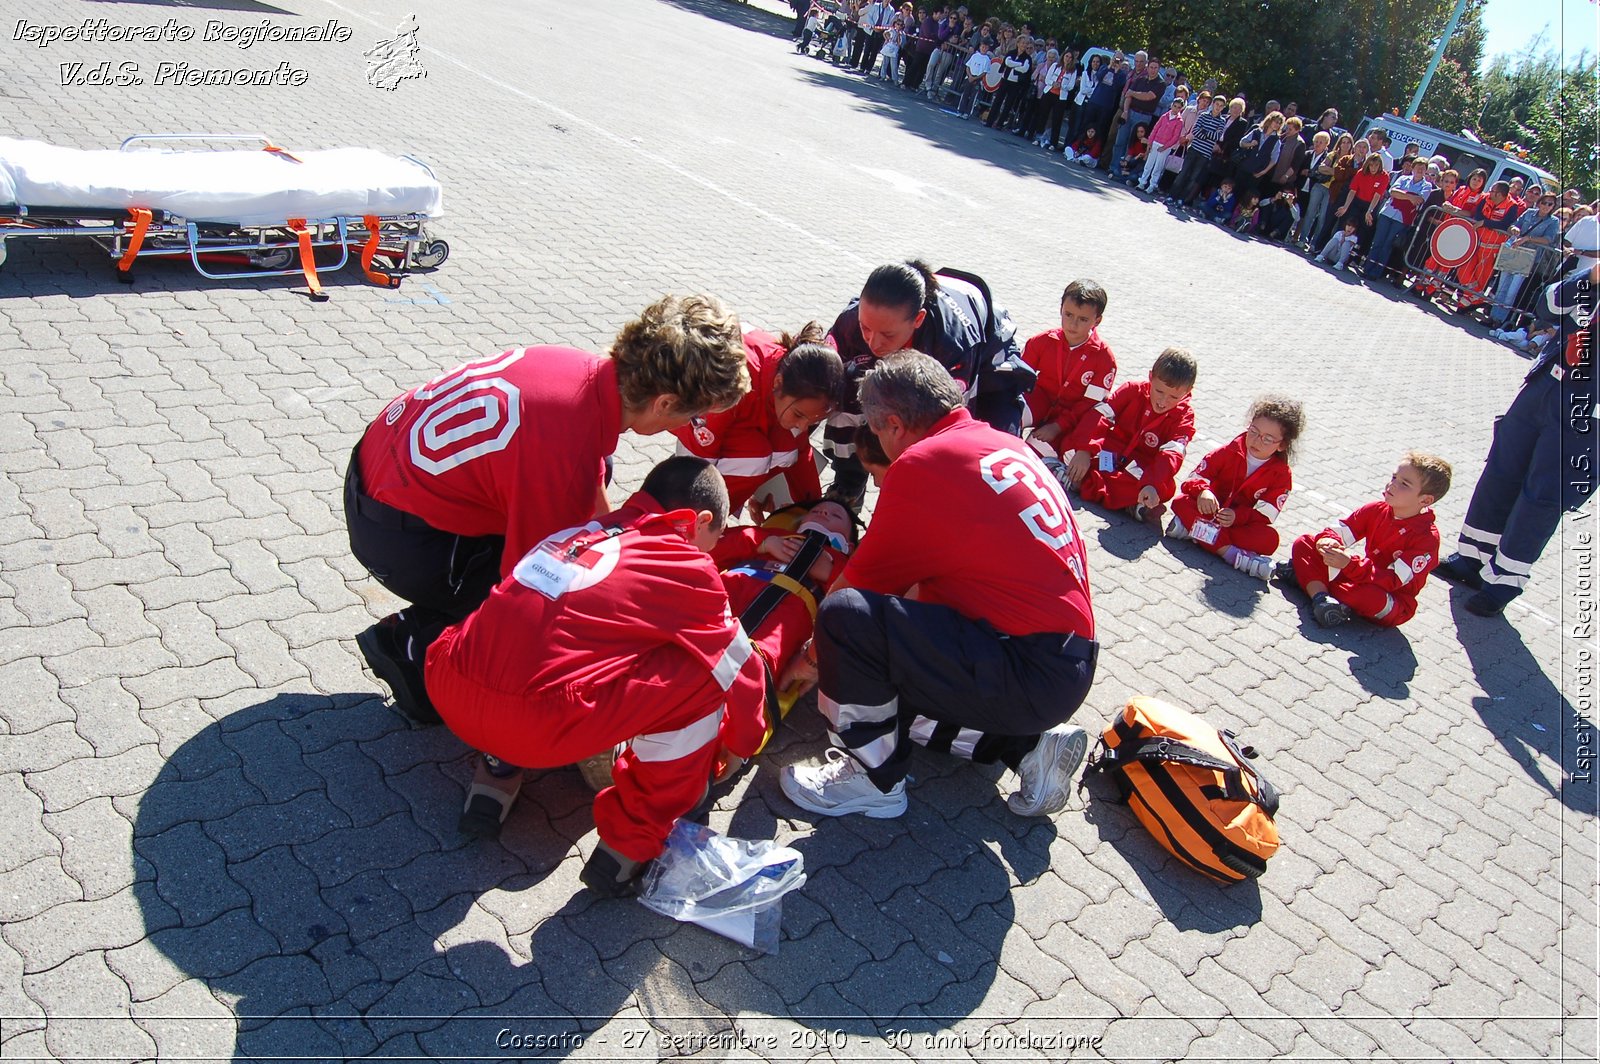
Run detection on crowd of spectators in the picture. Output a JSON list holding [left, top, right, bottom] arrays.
[[790, 1, 1596, 343]]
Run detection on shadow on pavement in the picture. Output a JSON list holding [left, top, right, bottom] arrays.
[[86, 0, 297, 12], [793, 65, 1121, 200], [134, 690, 1022, 1058], [1451, 594, 1600, 816], [658, 0, 793, 38], [1338, 625, 1419, 699], [1090, 509, 1163, 560], [1160, 540, 1269, 619], [1079, 771, 1265, 933], [131, 692, 602, 1059], [1269, 582, 1422, 698]]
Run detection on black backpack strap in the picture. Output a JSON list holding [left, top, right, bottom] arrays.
[[934, 266, 997, 337], [736, 530, 829, 636], [1220, 729, 1280, 815], [1108, 736, 1277, 814]]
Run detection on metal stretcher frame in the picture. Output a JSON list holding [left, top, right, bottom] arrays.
[[0, 134, 449, 300]]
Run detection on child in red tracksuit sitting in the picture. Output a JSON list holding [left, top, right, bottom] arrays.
[[1076, 346, 1198, 527], [1168, 395, 1306, 579], [1276, 452, 1451, 628], [1021, 279, 1118, 489]]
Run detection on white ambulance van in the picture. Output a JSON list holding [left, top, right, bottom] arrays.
[[1356, 115, 1558, 189]]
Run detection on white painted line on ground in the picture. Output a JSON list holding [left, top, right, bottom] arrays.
[[314, 0, 871, 271]]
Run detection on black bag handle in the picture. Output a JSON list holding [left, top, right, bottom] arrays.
[[1220, 729, 1280, 815], [1107, 735, 1279, 816]]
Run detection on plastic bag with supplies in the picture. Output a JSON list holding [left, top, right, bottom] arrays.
[[637, 821, 806, 954]]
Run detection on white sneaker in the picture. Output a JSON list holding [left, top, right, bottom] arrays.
[[1233, 552, 1274, 581], [781, 747, 907, 819], [1008, 723, 1088, 816], [1164, 516, 1189, 540]]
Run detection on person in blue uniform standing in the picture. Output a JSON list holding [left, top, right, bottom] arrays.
[[1435, 216, 1598, 616]]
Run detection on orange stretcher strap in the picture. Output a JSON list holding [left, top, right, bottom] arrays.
[[285, 217, 325, 300], [118, 208, 152, 272], [360, 215, 400, 288], [262, 142, 303, 163]]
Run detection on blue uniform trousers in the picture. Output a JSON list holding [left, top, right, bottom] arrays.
[[813, 588, 1097, 791], [1458, 365, 1597, 601]]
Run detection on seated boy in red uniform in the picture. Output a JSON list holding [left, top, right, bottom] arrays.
[[1276, 453, 1451, 628], [423, 456, 767, 895], [1168, 395, 1306, 579], [1021, 280, 1118, 487], [1076, 346, 1198, 527]]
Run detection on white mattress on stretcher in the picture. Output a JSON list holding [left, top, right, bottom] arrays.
[[0, 137, 443, 226]]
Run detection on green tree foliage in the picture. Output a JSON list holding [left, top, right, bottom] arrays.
[[972, 0, 1593, 191], [978, 0, 1483, 124], [1476, 46, 1597, 195]]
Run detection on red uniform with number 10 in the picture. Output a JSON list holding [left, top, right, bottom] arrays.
[[357, 346, 619, 578], [844, 409, 1094, 639]]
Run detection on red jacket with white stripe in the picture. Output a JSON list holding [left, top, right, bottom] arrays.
[[1089, 379, 1195, 487], [1021, 328, 1118, 452], [431, 493, 769, 756], [1180, 433, 1293, 529], [1318, 500, 1440, 600], [671, 331, 823, 511]]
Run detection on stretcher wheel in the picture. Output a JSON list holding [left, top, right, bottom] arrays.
[[413, 240, 449, 269], [249, 247, 295, 271]]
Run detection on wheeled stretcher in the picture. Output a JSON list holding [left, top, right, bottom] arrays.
[[0, 134, 447, 300]]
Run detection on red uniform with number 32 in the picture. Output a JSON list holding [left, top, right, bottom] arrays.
[[357, 346, 620, 577], [844, 409, 1093, 639]]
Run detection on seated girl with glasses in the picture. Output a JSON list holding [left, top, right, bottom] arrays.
[[1166, 395, 1307, 580]]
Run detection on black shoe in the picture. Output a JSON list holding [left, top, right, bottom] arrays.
[[1271, 561, 1299, 589], [356, 618, 442, 726], [1128, 502, 1166, 531], [1465, 589, 1514, 617], [458, 794, 508, 839], [580, 842, 649, 898], [1311, 592, 1351, 628], [1434, 553, 1485, 590]]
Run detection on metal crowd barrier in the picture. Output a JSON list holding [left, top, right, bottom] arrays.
[[1401, 204, 1567, 323]]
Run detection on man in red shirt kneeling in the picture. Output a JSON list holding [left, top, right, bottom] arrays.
[[781, 352, 1099, 821], [424, 457, 768, 896]]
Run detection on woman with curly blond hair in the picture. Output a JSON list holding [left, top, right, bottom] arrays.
[[345, 292, 749, 725]]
